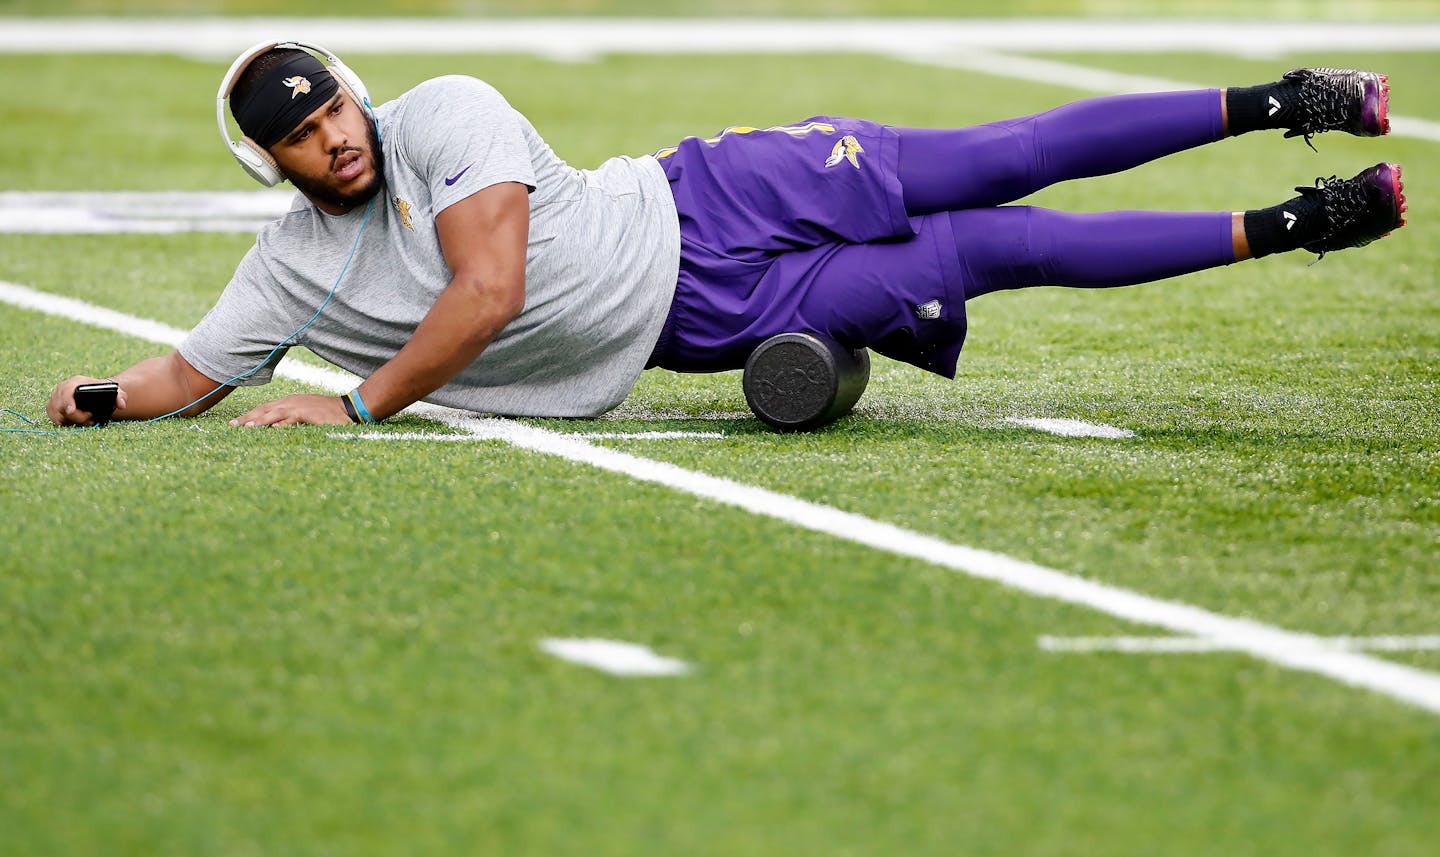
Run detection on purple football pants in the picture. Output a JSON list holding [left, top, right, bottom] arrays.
[[649, 89, 1236, 377], [896, 88, 1234, 300]]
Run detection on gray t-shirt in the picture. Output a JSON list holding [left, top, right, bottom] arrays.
[[181, 75, 680, 417]]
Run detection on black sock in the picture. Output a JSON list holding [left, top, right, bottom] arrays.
[[1226, 80, 1301, 135], [1244, 193, 1326, 258]]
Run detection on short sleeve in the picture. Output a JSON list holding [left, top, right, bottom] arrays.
[[395, 76, 538, 215], [178, 242, 295, 387]]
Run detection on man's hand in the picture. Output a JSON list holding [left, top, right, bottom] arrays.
[[230, 394, 354, 428], [47, 376, 129, 426], [46, 353, 231, 425]]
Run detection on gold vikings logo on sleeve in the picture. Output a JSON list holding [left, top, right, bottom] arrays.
[[282, 76, 312, 99], [825, 135, 865, 170]]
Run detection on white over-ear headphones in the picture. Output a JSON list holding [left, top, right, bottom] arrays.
[[216, 39, 372, 187]]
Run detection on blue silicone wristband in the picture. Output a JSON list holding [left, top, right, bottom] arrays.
[[349, 388, 378, 425]]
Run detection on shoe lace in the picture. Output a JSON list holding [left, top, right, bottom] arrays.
[[1298, 174, 1368, 262], [1292, 75, 1351, 152]]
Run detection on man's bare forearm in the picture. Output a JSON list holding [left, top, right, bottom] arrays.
[[113, 352, 229, 420]]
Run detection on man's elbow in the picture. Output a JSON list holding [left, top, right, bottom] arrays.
[[458, 273, 525, 329], [167, 351, 225, 418], [497, 283, 525, 325]]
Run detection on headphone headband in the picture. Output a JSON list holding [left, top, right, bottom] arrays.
[[215, 39, 371, 187]]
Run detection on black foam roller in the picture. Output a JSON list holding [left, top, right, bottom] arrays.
[[742, 333, 870, 432]]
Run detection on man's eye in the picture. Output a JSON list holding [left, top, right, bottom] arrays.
[[296, 129, 311, 142], [330, 102, 342, 116]]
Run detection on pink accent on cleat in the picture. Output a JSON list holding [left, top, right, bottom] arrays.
[[1392, 162, 1407, 228], [1375, 75, 1392, 136]]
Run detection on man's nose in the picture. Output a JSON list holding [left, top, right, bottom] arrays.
[[319, 120, 348, 152]]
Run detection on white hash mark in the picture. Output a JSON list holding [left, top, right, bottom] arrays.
[[539, 638, 692, 677]]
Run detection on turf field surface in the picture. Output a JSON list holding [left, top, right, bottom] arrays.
[[2, 12, 1439, 857]]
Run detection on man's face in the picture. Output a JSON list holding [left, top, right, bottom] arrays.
[[270, 92, 384, 215]]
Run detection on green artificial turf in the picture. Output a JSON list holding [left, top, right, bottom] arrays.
[[2, 38, 1438, 857]]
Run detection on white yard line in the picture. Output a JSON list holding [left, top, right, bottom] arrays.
[[1006, 417, 1135, 439], [0, 280, 358, 392], [333, 430, 728, 441], [5, 277, 1440, 716], [0, 190, 294, 235], [5, 18, 1440, 58], [539, 638, 692, 676], [1041, 635, 1440, 653]]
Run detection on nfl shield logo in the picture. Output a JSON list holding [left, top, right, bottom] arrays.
[[914, 299, 942, 320]]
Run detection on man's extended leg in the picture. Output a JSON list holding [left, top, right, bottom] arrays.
[[953, 207, 1236, 301], [897, 68, 1391, 215], [954, 162, 1406, 299], [897, 89, 1226, 215]]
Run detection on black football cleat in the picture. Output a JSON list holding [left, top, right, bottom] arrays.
[[1295, 162, 1407, 260], [1281, 67, 1391, 149]]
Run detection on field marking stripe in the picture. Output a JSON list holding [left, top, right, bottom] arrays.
[[0, 280, 359, 390], [0, 280, 189, 348], [329, 429, 725, 443], [6, 18, 1440, 56], [1041, 635, 1440, 653], [891, 49, 1440, 144], [0, 190, 295, 236], [6, 278, 1440, 716], [332, 429, 728, 441], [539, 638, 692, 676], [1006, 417, 1135, 439]]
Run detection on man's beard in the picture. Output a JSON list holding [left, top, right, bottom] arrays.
[[285, 119, 386, 212]]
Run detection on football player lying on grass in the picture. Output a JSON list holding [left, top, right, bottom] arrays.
[[49, 43, 1405, 428]]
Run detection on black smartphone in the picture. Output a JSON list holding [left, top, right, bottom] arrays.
[[73, 381, 120, 426]]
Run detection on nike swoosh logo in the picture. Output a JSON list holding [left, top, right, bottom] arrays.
[[444, 165, 472, 186]]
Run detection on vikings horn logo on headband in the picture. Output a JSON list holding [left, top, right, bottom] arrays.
[[282, 75, 312, 99]]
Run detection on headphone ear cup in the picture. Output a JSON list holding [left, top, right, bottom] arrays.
[[234, 137, 283, 187]]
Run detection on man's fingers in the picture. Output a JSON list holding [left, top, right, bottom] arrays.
[[48, 400, 91, 427], [47, 386, 75, 425], [232, 404, 290, 427], [229, 395, 336, 428], [48, 376, 106, 426], [55, 406, 94, 427], [230, 406, 265, 426]]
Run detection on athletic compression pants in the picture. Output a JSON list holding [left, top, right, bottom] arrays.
[[893, 89, 1237, 299]]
